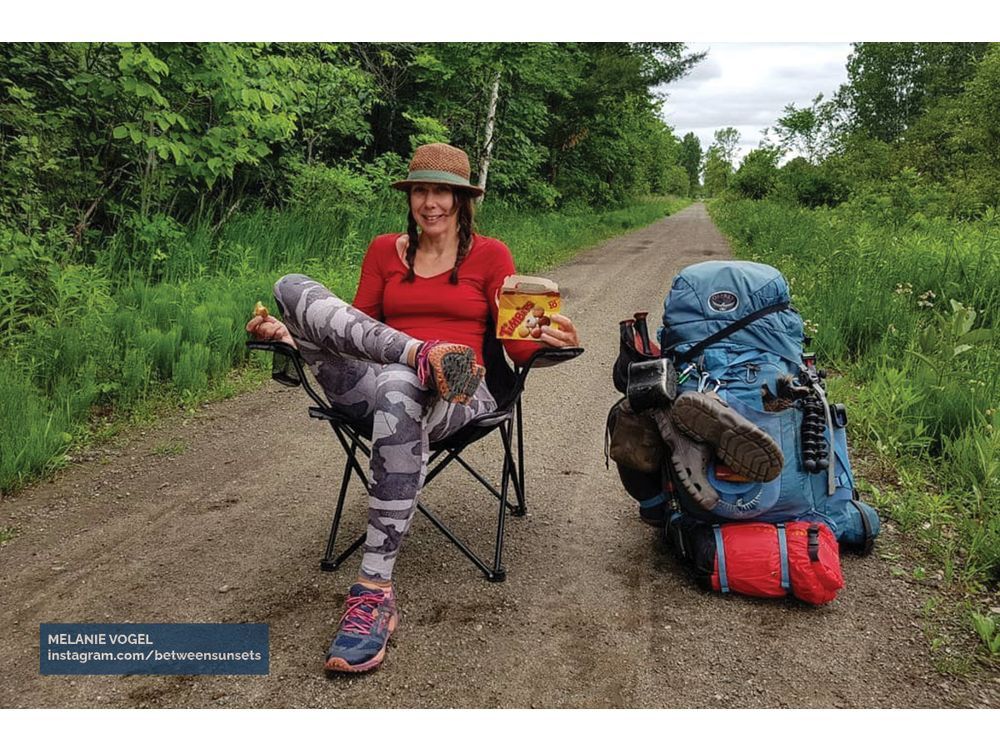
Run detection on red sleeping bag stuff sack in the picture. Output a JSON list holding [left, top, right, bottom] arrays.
[[667, 515, 845, 605], [710, 521, 844, 605]]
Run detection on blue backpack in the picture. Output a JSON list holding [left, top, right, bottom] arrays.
[[657, 260, 879, 551]]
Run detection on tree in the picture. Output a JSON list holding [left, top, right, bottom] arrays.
[[774, 94, 841, 164], [702, 146, 731, 197], [679, 132, 702, 196], [839, 43, 989, 143], [731, 146, 781, 200], [712, 127, 740, 170]]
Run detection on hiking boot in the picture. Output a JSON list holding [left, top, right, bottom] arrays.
[[670, 391, 784, 483], [651, 408, 720, 512], [324, 582, 398, 673], [415, 340, 485, 405]]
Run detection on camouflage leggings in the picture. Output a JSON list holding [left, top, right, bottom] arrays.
[[273, 274, 496, 582]]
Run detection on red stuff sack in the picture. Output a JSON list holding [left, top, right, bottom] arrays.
[[667, 515, 844, 605], [711, 521, 844, 605]]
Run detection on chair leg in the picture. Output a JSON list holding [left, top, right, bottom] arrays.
[[320, 431, 368, 572], [513, 396, 527, 516], [491, 422, 515, 578]]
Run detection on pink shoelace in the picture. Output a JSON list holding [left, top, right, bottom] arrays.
[[338, 591, 385, 635], [414, 339, 442, 387]]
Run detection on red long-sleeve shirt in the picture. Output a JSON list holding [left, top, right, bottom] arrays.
[[352, 233, 541, 367]]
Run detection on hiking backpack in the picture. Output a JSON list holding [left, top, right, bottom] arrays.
[[611, 260, 879, 552]]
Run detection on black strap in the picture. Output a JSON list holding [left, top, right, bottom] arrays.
[[807, 524, 820, 562], [850, 490, 875, 555], [669, 302, 790, 364]]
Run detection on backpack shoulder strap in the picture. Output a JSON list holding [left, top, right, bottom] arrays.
[[669, 302, 790, 364]]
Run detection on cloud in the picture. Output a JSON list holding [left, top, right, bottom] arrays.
[[659, 43, 851, 160], [671, 54, 722, 86]]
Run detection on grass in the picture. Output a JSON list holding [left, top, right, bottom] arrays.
[[151, 438, 188, 457], [0, 195, 689, 495]]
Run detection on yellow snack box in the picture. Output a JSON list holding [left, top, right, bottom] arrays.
[[496, 275, 561, 340]]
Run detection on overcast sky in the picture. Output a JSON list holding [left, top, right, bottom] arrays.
[[659, 43, 853, 164]]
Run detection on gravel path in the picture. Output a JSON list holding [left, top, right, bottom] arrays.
[[2, 203, 997, 708]]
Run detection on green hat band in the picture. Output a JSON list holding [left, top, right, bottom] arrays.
[[404, 169, 471, 186]]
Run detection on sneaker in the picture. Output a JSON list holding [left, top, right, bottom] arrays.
[[415, 340, 485, 405], [324, 582, 398, 673], [652, 408, 720, 512], [669, 391, 784, 483]]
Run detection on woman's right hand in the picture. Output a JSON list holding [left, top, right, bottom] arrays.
[[246, 314, 297, 348]]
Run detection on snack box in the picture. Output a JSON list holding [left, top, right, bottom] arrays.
[[496, 275, 561, 340]]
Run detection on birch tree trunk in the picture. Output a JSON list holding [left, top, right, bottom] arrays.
[[476, 69, 501, 203]]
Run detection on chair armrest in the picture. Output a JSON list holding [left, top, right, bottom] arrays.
[[245, 338, 308, 388], [246, 340, 299, 358], [517, 346, 584, 374]]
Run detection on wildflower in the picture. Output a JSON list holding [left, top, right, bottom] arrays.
[[894, 282, 913, 296], [887, 323, 898, 334]]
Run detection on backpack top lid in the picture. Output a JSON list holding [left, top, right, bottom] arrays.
[[660, 260, 804, 365]]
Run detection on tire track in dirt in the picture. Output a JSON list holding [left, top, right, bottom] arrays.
[[1, 204, 996, 708]]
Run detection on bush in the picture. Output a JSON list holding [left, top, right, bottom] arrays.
[[287, 163, 376, 219], [731, 147, 781, 200], [777, 157, 848, 208]]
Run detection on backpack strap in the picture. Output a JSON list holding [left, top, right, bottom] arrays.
[[849, 490, 876, 555], [669, 302, 791, 364], [776, 523, 791, 592], [712, 524, 729, 593]]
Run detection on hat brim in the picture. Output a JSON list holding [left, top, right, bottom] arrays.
[[392, 171, 484, 197]]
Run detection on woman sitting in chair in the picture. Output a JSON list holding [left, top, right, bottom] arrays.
[[246, 142, 580, 673]]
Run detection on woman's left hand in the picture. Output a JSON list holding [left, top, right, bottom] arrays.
[[539, 313, 580, 348]]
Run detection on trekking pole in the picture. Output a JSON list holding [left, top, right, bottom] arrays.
[[619, 318, 636, 350], [633, 312, 652, 356]]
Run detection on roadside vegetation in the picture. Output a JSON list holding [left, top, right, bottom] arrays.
[[699, 43, 1000, 664], [1, 43, 698, 494]]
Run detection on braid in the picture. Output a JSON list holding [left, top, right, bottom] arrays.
[[449, 192, 476, 285], [404, 210, 419, 283]]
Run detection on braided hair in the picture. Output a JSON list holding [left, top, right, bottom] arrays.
[[403, 188, 476, 285]]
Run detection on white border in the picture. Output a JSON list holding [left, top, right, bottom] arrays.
[[2, 1, 999, 41]]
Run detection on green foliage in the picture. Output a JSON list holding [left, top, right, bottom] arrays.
[[678, 132, 701, 196], [970, 611, 1000, 658], [840, 43, 989, 144], [702, 146, 731, 198], [776, 157, 847, 208], [730, 146, 781, 199], [774, 94, 842, 164]]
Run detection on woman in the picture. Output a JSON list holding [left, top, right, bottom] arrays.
[[247, 143, 580, 673]]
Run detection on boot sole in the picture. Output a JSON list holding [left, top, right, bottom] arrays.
[[670, 392, 783, 482], [669, 449, 720, 512], [428, 345, 485, 405], [653, 409, 720, 512]]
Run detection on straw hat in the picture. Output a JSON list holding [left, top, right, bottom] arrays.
[[392, 143, 484, 197]]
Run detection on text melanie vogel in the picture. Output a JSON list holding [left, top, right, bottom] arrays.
[[47, 633, 153, 645]]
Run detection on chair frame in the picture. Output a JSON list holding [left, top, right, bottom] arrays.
[[247, 340, 582, 582]]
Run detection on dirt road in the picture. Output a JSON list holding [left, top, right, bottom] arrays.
[[2, 203, 996, 708]]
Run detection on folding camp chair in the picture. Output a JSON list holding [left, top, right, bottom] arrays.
[[246, 333, 582, 582]]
